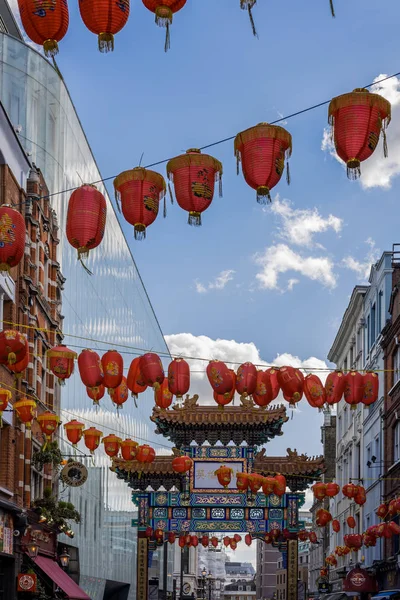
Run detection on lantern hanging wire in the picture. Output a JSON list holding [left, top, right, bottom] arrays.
[[330, 0, 335, 17]]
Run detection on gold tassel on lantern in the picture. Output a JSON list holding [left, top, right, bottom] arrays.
[[43, 39, 59, 57], [155, 6, 173, 52], [256, 186, 271, 205], [240, 0, 258, 37], [134, 224, 146, 241], [98, 33, 114, 53]]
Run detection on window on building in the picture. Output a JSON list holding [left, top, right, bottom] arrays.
[[338, 416, 342, 439], [378, 290, 383, 333], [350, 345, 354, 368], [394, 422, 400, 463], [31, 442, 44, 500], [371, 303, 376, 346], [394, 349, 400, 386], [367, 314, 371, 353], [344, 357, 348, 373], [375, 436, 380, 464]]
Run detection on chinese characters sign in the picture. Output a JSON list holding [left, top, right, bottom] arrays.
[[0, 509, 13, 554], [137, 537, 148, 600], [286, 539, 298, 600], [193, 460, 244, 491]]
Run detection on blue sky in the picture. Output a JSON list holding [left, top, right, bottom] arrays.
[[40, 0, 400, 455], [10, 0, 400, 460]]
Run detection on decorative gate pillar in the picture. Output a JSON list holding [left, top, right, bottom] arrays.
[[286, 538, 299, 600], [137, 530, 149, 600]]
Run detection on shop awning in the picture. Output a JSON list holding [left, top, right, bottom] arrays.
[[33, 555, 90, 600]]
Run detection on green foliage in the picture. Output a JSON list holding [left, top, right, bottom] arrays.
[[31, 487, 80, 533], [32, 441, 63, 473]]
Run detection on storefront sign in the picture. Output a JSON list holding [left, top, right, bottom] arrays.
[[61, 462, 88, 487], [0, 509, 13, 554], [137, 536, 149, 600], [344, 568, 378, 593], [22, 525, 55, 557], [286, 538, 298, 600], [17, 574, 37, 592]]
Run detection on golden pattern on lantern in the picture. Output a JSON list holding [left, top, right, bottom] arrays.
[[14, 398, 37, 428], [37, 411, 60, 448]]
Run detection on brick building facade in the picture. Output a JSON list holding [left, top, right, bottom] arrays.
[[0, 102, 63, 599]]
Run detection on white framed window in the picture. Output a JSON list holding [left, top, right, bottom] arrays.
[[394, 422, 400, 463]]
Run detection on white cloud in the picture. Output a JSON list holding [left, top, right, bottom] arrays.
[[269, 197, 343, 248], [322, 74, 400, 189], [287, 278, 299, 291], [341, 237, 380, 280], [164, 333, 327, 457], [254, 244, 337, 291], [195, 270, 235, 294]]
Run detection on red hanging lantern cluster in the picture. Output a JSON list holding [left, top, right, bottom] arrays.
[[47, 345, 77, 385], [78, 349, 104, 392], [86, 384, 105, 405], [155, 379, 174, 410], [326, 482, 340, 498], [37, 411, 60, 447], [0, 205, 26, 274], [0, 330, 27, 366], [17, 0, 69, 56], [64, 420, 85, 446], [168, 359, 190, 398], [344, 371, 364, 408], [79, 0, 129, 52], [167, 149, 223, 227], [328, 88, 391, 180], [66, 185, 107, 270], [142, 0, 187, 51], [201, 535, 209, 548], [109, 377, 129, 409], [211, 537, 219, 548], [312, 481, 340, 500], [346, 516, 356, 529], [325, 555, 337, 567], [121, 439, 139, 460], [309, 531, 318, 544], [102, 434, 122, 458], [207, 360, 234, 400], [332, 519, 340, 533], [213, 369, 236, 407], [215, 465, 234, 488], [101, 350, 123, 391], [14, 398, 36, 429], [136, 444, 156, 463], [114, 168, 166, 241], [362, 372, 379, 406], [304, 375, 326, 409], [277, 366, 304, 407], [316, 509, 332, 527], [127, 357, 147, 399], [172, 455, 193, 474], [82, 427, 103, 454], [235, 123, 292, 204], [325, 371, 346, 406], [236, 472, 249, 491], [245, 533, 252, 546], [344, 534, 362, 551]]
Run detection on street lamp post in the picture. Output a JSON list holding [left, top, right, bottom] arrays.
[[208, 572, 213, 600], [201, 568, 207, 600]]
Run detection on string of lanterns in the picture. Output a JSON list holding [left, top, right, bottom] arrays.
[[16, 0, 336, 57]]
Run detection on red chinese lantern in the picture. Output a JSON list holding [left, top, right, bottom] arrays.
[[82, 427, 103, 454], [0, 330, 27, 366], [114, 168, 166, 241], [0, 205, 26, 274], [248, 473, 264, 494], [109, 377, 129, 409], [262, 476, 276, 496], [325, 371, 346, 406], [245, 533, 252, 546], [155, 379, 174, 410], [344, 371, 364, 408], [274, 474, 286, 497], [389, 521, 400, 535], [277, 366, 304, 407], [326, 482, 340, 498], [140, 353, 165, 387], [201, 535, 209, 548], [172, 455, 193, 474], [66, 185, 107, 268], [312, 482, 327, 501], [167, 149, 223, 226], [267, 367, 280, 399], [0, 388, 11, 427], [47, 345, 77, 385], [79, 0, 129, 52], [14, 398, 36, 428], [168, 359, 190, 398], [136, 444, 156, 464], [344, 534, 362, 550], [304, 374, 326, 409], [145, 526, 153, 538], [155, 529, 164, 543], [215, 465, 233, 488], [207, 361, 233, 396], [17, 0, 69, 56], [168, 532, 176, 544], [347, 516, 356, 529], [213, 369, 236, 408], [233, 534, 242, 543], [121, 439, 139, 461], [297, 530, 309, 542], [86, 384, 105, 405], [342, 483, 358, 499], [309, 531, 317, 544], [253, 370, 274, 407], [328, 88, 391, 180], [37, 411, 59, 447], [354, 487, 366, 506], [230, 539, 237, 550], [78, 349, 104, 390], [236, 362, 257, 397], [127, 357, 147, 399], [388, 499, 397, 516], [211, 536, 218, 548], [64, 420, 85, 446], [101, 350, 123, 391], [178, 535, 185, 548], [316, 509, 332, 527], [236, 472, 249, 491], [234, 123, 292, 204], [102, 434, 122, 458], [223, 536, 231, 547], [142, 0, 187, 51], [376, 503, 388, 520], [362, 371, 379, 406], [191, 535, 199, 547], [9, 337, 29, 379]]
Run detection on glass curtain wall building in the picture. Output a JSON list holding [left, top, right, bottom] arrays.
[[0, 30, 170, 600]]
